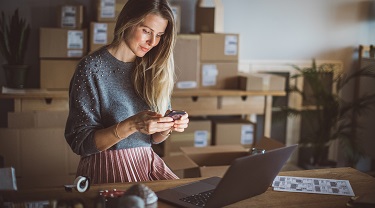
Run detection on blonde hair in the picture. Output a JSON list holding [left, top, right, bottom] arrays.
[[111, 0, 176, 114]]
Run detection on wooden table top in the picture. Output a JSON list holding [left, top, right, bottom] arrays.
[[2, 167, 374, 208]]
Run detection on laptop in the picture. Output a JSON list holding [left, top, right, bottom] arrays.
[[156, 144, 298, 208]]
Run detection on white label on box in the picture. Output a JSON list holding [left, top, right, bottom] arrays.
[[202, 64, 218, 86], [241, 125, 253, 145], [100, 0, 116, 18], [67, 30, 83, 49], [225, 35, 238, 56], [194, 130, 209, 147], [93, 23, 108, 44], [262, 74, 271, 90], [67, 50, 83, 57], [177, 81, 197, 89], [171, 6, 179, 22], [61, 6, 76, 28]]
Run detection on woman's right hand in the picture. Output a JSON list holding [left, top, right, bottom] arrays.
[[131, 110, 174, 135]]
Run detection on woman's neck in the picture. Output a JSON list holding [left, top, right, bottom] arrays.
[[107, 42, 136, 63]]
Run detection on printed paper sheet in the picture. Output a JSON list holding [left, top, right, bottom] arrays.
[[272, 176, 355, 196]]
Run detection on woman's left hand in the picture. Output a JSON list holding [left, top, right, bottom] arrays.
[[171, 112, 189, 132]]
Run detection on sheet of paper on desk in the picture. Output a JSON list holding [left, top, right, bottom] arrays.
[[272, 176, 355, 196]]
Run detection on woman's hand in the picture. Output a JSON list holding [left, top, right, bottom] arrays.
[[170, 111, 189, 132], [131, 110, 174, 135]]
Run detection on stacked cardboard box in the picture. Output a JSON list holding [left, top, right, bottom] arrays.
[[164, 119, 212, 156], [0, 111, 80, 189], [163, 137, 285, 178], [39, 4, 87, 90]]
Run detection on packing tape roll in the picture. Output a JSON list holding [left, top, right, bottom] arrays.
[[74, 176, 89, 192]]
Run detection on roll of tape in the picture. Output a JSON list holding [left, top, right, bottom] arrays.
[[74, 176, 89, 193]]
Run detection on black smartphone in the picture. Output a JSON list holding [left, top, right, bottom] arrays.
[[166, 110, 186, 120]]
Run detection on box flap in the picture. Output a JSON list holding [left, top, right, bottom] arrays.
[[186, 152, 249, 166], [162, 154, 198, 171], [255, 137, 285, 150]]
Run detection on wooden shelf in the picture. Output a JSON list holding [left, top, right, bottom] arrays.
[[0, 89, 286, 99]]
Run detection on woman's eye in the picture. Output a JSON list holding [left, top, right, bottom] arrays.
[[143, 29, 151, 34]]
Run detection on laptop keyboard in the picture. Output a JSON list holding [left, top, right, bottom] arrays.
[[179, 190, 214, 207]]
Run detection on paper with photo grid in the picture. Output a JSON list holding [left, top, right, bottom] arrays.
[[272, 176, 355, 196]]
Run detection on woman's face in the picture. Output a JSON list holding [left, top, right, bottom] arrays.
[[125, 13, 168, 58]]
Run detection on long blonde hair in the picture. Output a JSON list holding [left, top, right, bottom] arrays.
[[111, 0, 176, 114]]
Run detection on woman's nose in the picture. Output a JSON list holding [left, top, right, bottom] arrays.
[[147, 35, 156, 46]]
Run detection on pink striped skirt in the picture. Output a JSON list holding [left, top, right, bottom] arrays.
[[76, 147, 179, 184]]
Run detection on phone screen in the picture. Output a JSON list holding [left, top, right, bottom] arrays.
[[167, 110, 186, 120]]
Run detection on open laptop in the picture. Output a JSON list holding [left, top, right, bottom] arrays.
[[156, 144, 297, 208]]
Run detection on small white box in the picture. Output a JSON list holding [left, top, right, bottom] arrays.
[[0, 167, 17, 190]]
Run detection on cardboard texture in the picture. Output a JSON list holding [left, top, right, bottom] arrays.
[[162, 154, 199, 178], [90, 22, 116, 52], [40, 59, 78, 90], [195, 0, 224, 33], [201, 33, 239, 62], [239, 73, 286, 91], [174, 34, 200, 89], [164, 120, 211, 156], [39, 28, 87, 58], [7, 111, 68, 128], [170, 137, 286, 177], [57, 5, 84, 29], [96, 0, 128, 22], [212, 119, 257, 148], [0, 129, 21, 176], [200, 62, 238, 89]]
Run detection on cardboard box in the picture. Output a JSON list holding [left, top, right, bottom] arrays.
[[96, 0, 128, 22], [212, 119, 256, 148], [0, 129, 21, 176], [162, 154, 199, 178], [201, 33, 239, 62], [200, 62, 238, 89], [7, 111, 68, 128], [39, 28, 87, 58], [239, 73, 286, 91], [57, 5, 84, 29], [90, 22, 116, 52], [177, 137, 285, 177], [40, 59, 78, 90], [195, 0, 223, 33], [174, 35, 200, 89], [164, 119, 211, 156]]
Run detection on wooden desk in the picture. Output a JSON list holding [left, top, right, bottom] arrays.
[[2, 167, 374, 208], [0, 89, 285, 137]]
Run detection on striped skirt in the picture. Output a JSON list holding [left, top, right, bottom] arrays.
[[76, 147, 179, 184]]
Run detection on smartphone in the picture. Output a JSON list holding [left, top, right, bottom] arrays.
[[166, 110, 186, 120]]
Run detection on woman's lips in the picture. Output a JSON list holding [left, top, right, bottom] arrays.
[[140, 46, 150, 52]]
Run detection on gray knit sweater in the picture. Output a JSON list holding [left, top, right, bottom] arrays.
[[65, 47, 152, 157]]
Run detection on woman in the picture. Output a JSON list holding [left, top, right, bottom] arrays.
[[65, 0, 189, 184]]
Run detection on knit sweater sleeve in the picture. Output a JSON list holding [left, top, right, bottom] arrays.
[[65, 58, 102, 156]]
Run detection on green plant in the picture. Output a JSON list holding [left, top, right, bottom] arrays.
[[0, 9, 30, 65], [279, 59, 375, 167]]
